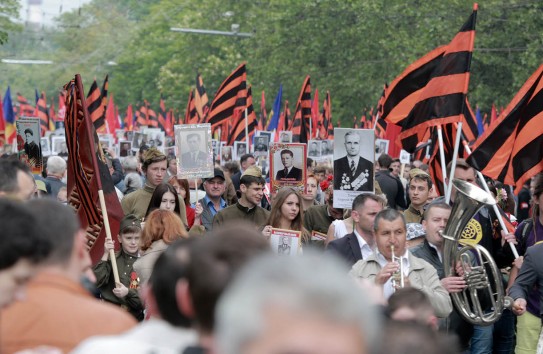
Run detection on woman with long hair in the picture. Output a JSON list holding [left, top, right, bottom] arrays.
[[133, 209, 187, 285], [263, 188, 309, 246], [168, 176, 202, 228], [144, 183, 181, 218]]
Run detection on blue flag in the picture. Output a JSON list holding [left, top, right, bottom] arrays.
[[475, 106, 484, 136], [266, 85, 282, 131]]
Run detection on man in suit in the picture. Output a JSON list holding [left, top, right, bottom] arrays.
[[23, 129, 41, 165], [333, 131, 373, 191], [277, 236, 292, 255], [181, 133, 208, 168], [275, 149, 302, 181], [326, 193, 384, 267]]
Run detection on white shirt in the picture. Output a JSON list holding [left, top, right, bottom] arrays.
[[428, 242, 443, 263], [354, 229, 374, 260], [376, 249, 411, 299]]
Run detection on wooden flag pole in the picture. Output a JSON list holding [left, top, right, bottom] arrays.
[[460, 140, 520, 259], [445, 122, 463, 204], [245, 108, 250, 152], [98, 189, 120, 284], [436, 125, 448, 198], [194, 179, 199, 205]]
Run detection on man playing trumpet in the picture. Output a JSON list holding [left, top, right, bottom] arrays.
[[349, 208, 452, 318]]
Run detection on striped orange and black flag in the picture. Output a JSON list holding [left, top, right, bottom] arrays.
[[194, 73, 209, 123], [290, 76, 311, 144], [467, 64, 543, 193], [228, 86, 257, 146], [277, 100, 290, 133], [207, 63, 247, 140], [135, 103, 148, 128], [321, 92, 333, 139], [86, 79, 106, 132], [64, 74, 124, 264], [17, 93, 35, 117], [147, 101, 158, 128], [184, 89, 199, 125], [379, 5, 477, 152], [34, 92, 49, 137], [158, 95, 167, 132]]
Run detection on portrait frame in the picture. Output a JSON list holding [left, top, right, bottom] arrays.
[[278, 130, 292, 143], [40, 137, 51, 157], [16, 117, 43, 174], [270, 228, 301, 257], [375, 138, 390, 160], [131, 132, 147, 151], [253, 135, 269, 157], [269, 142, 306, 195], [174, 123, 213, 180], [51, 135, 69, 158], [220, 145, 233, 165], [211, 139, 220, 159], [119, 140, 132, 157], [307, 140, 322, 158], [333, 128, 375, 209], [233, 141, 248, 161], [322, 139, 334, 156]]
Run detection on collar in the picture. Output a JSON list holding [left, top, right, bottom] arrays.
[[375, 249, 410, 269], [143, 184, 156, 193], [407, 204, 423, 216], [28, 271, 91, 297], [236, 201, 256, 214], [203, 195, 227, 208], [354, 229, 372, 250], [427, 240, 443, 262]]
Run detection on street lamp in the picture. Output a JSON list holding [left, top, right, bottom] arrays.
[[1, 59, 54, 64], [170, 25, 253, 38]]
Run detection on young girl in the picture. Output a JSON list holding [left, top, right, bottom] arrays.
[[263, 188, 309, 246]]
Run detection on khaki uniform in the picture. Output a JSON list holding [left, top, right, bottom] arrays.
[[213, 202, 270, 229], [403, 204, 424, 224], [93, 250, 143, 321], [303, 204, 336, 235]]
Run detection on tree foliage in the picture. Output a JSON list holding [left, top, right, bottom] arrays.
[[1, 0, 542, 125]]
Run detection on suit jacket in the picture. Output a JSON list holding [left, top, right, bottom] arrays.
[[510, 243, 543, 316], [275, 166, 302, 181], [333, 155, 373, 191], [231, 171, 242, 193], [326, 232, 363, 267], [181, 151, 208, 168]]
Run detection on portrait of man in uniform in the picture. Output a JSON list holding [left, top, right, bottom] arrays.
[[275, 149, 302, 182], [308, 140, 321, 157], [23, 128, 41, 162], [333, 130, 373, 192], [277, 236, 292, 255]]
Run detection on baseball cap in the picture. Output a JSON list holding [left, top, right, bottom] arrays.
[[204, 168, 225, 182]]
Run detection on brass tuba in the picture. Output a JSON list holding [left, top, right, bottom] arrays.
[[442, 179, 512, 326]]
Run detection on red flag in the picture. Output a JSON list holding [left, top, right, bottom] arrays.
[[34, 92, 49, 137], [125, 105, 133, 131], [165, 109, 173, 137], [467, 64, 543, 192], [57, 92, 66, 123], [105, 94, 118, 134], [258, 90, 267, 131], [64, 74, 124, 264], [0, 94, 5, 146]]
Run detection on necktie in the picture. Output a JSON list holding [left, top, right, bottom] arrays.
[[350, 160, 355, 175], [284, 168, 288, 176], [193, 152, 197, 163]]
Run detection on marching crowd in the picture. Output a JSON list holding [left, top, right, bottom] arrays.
[[1, 140, 543, 354]]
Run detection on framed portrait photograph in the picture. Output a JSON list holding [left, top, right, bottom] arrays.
[[144, 128, 165, 152], [51, 136, 69, 159], [322, 139, 334, 156], [16, 117, 43, 174], [220, 145, 233, 165], [174, 123, 213, 179], [40, 137, 51, 157], [234, 141, 247, 161], [115, 129, 127, 142], [333, 128, 375, 209], [269, 143, 306, 195], [307, 140, 322, 158], [278, 130, 292, 143], [211, 139, 220, 159], [270, 228, 301, 257], [375, 138, 390, 160], [131, 132, 147, 151], [119, 140, 132, 157], [253, 135, 269, 157]]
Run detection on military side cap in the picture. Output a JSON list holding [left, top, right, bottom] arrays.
[[409, 168, 430, 179], [242, 165, 262, 178], [120, 214, 141, 233]]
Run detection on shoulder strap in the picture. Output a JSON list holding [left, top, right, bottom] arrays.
[[519, 218, 534, 254]]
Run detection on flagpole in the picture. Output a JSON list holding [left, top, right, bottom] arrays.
[[445, 122, 463, 203], [460, 139, 520, 259], [98, 190, 120, 284], [245, 108, 249, 152], [436, 125, 448, 197]]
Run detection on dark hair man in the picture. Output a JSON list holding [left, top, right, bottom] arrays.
[[0, 158, 36, 201], [326, 193, 385, 267], [197, 168, 227, 231], [275, 149, 302, 181], [375, 153, 407, 210], [403, 168, 432, 224], [333, 131, 373, 191], [231, 153, 256, 192], [181, 133, 208, 169]]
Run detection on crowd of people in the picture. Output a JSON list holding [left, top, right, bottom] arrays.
[[1, 138, 542, 354]]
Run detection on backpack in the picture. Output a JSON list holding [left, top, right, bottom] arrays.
[[518, 218, 534, 255]]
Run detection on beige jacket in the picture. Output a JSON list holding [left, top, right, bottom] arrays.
[[350, 252, 452, 318]]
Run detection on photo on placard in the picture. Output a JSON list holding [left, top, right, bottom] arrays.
[[322, 139, 334, 156], [40, 137, 51, 157], [51, 136, 69, 158], [307, 140, 322, 158], [278, 131, 292, 143], [269, 143, 306, 195], [233, 141, 247, 161], [211, 139, 220, 159], [119, 141, 132, 157], [220, 145, 233, 165], [115, 129, 127, 142], [253, 135, 269, 156], [270, 228, 301, 257], [375, 139, 389, 160], [16, 117, 43, 174], [333, 128, 375, 209], [175, 124, 213, 180], [131, 132, 147, 151]]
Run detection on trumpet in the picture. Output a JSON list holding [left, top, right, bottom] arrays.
[[390, 245, 405, 289]]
